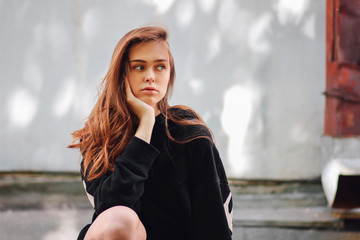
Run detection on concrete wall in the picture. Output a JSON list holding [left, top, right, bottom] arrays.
[[0, 0, 326, 179]]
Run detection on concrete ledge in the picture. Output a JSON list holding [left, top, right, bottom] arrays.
[[0, 171, 88, 210], [234, 207, 344, 229], [1, 171, 359, 231]]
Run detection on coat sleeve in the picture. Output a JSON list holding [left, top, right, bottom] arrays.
[[81, 136, 159, 215], [188, 138, 233, 240]]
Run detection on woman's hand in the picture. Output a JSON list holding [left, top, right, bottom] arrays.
[[125, 78, 155, 143]]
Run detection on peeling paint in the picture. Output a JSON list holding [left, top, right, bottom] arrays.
[[324, 0, 360, 136]]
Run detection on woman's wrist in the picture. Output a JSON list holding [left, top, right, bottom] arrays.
[[134, 114, 155, 144]]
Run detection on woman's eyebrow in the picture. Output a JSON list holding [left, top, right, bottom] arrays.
[[130, 59, 146, 63], [130, 59, 168, 63], [154, 59, 168, 62]]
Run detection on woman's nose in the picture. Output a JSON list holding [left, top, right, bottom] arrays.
[[145, 69, 155, 82]]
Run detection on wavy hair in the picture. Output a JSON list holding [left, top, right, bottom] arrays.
[[69, 26, 212, 181]]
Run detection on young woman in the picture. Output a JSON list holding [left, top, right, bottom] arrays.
[[69, 26, 233, 240]]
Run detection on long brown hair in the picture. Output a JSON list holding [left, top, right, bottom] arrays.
[[69, 26, 212, 181]]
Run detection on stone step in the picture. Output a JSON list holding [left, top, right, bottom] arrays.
[[1, 172, 360, 231], [0, 172, 328, 210], [233, 207, 344, 229], [1, 208, 360, 240]]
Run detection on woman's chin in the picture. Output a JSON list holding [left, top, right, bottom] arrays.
[[137, 97, 157, 108]]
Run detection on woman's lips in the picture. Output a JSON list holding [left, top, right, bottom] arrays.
[[141, 87, 158, 94]]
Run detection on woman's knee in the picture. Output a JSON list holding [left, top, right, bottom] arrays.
[[85, 206, 146, 240], [106, 206, 140, 231]]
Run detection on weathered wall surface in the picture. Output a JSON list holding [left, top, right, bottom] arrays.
[[0, 0, 325, 179]]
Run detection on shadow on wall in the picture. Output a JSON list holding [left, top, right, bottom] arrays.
[[1, 0, 324, 179], [218, 0, 324, 178]]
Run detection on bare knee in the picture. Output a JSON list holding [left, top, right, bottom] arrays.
[[104, 206, 140, 235], [85, 206, 146, 240]]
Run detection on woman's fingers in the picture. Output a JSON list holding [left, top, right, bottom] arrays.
[[125, 77, 155, 121], [125, 77, 134, 100], [125, 77, 155, 143]]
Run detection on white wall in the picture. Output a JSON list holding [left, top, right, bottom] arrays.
[[0, 0, 326, 179]]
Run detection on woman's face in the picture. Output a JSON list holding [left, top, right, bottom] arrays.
[[127, 41, 171, 114]]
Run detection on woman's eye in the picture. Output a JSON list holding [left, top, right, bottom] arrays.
[[156, 65, 165, 71], [134, 65, 144, 70]]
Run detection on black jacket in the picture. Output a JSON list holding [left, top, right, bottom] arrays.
[[78, 113, 233, 240]]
